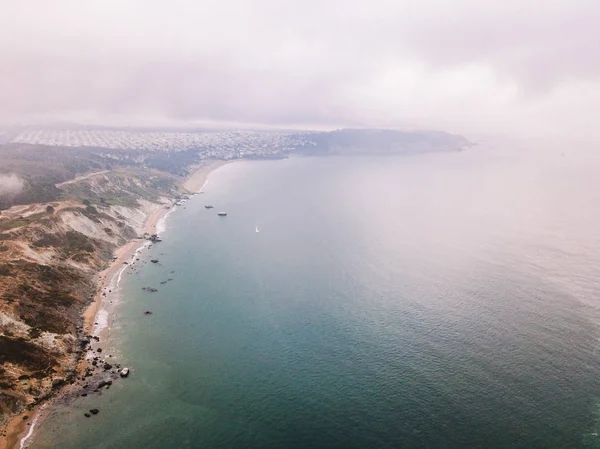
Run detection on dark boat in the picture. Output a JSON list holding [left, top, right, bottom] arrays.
[[205, 205, 214, 209]]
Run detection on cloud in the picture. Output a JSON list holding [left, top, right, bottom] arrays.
[[1, 0, 599, 139], [0, 174, 25, 195]]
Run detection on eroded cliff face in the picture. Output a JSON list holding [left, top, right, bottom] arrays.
[[0, 169, 178, 424]]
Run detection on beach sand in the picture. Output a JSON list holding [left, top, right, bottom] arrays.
[[1, 160, 231, 449], [183, 160, 230, 193], [0, 205, 168, 449], [82, 204, 167, 333], [0, 410, 36, 449]]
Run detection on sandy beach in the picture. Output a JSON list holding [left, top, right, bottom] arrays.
[[82, 204, 167, 334], [1, 159, 231, 449], [182, 159, 230, 193], [0, 206, 169, 449]]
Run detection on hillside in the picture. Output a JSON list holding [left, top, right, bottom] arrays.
[[0, 162, 181, 425], [0, 143, 201, 210]]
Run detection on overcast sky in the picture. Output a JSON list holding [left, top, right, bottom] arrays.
[[1, 0, 599, 138]]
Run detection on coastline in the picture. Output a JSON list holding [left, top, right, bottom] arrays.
[[1, 159, 231, 449], [82, 204, 167, 335], [182, 159, 230, 193]]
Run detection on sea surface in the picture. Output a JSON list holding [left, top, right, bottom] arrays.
[[32, 141, 600, 448]]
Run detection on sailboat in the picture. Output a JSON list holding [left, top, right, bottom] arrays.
[[255, 226, 260, 233]]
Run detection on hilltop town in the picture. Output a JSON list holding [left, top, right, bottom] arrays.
[[11, 129, 315, 159]]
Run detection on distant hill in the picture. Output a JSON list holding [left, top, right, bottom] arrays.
[[0, 128, 472, 209], [300, 128, 472, 155]]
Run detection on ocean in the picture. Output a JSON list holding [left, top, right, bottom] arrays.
[[31, 142, 600, 448]]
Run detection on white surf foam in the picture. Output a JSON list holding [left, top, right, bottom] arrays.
[[156, 205, 176, 236], [19, 405, 46, 449]]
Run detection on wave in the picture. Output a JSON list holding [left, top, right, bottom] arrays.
[[156, 205, 177, 236], [19, 405, 46, 449], [91, 239, 152, 338]]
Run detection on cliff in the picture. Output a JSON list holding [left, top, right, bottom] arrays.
[[0, 167, 180, 424]]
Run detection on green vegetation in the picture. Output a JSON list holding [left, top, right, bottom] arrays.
[[37, 262, 82, 285], [39, 217, 56, 228], [0, 217, 31, 231], [58, 168, 178, 209], [71, 253, 91, 263], [28, 327, 42, 339], [0, 336, 56, 371], [0, 263, 11, 275], [65, 231, 94, 255], [0, 261, 88, 334], [144, 148, 202, 175], [33, 232, 63, 248], [0, 143, 141, 210], [0, 212, 46, 231]]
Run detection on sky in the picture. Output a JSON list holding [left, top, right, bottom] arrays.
[[1, 0, 599, 139]]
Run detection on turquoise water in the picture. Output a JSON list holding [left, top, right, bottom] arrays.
[[33, 146, 600, 448]]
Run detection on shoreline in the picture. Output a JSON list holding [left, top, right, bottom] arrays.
[[182, 159, 230, 193], [1, 159, 231, 449]]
